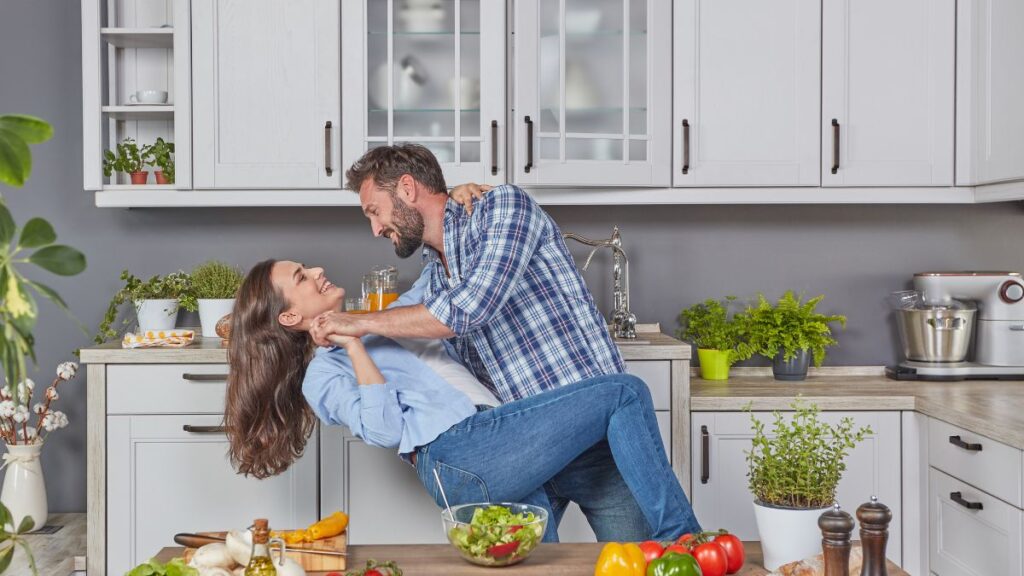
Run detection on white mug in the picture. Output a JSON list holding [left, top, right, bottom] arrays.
[[128, 90, 169, 104]]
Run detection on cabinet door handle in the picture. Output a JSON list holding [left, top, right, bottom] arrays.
[[182, 425, 227, 434], [950, 491, 984, 510], [491, 120, 499, 176], [524, 116, 534, 173], [949, 435, 983, 451], [831, 119, 840, 174], [325, 121, 334, 177], [700, 424, 710, 484], [682, 119, 690, 175], [181, 373, 228, 382]]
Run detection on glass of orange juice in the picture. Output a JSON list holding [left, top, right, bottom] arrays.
[[345, 297, 369, 314]]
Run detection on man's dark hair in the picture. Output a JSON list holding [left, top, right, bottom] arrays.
[[345, 143, 447, 195]]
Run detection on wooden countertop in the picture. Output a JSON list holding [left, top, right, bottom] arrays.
[[7, 513, 85, 576], [692, 368, 1024, 449], [79, 324, 691, 364], [155, 541, 905, 575]]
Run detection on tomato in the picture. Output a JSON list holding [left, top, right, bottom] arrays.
[[713, 533, 745, 574], [664, 543, 691, 556], [487, 541, 521, 558], [675, 533, 696, 547], [639, 540, 665, 562], [692, 542, 729, 576], [364, 571, 384, 576]]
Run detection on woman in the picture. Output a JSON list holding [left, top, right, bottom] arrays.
[[225, 259, 701, 542]]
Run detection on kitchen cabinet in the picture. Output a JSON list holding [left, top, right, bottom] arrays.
[[341, 0, 507, 187], [822, 0, 954, 187], [690, 410, 903, 564], [102, 366, 318, 576], [956, 0, 1024, 189], [513, 0, 672, 187], [672, 0, 820, 187], [191, 0, 341, 189]]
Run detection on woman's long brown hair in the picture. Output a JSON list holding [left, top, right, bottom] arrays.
[[225, 259, 317, 478]]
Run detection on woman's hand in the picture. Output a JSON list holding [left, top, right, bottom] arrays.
[[449, 183, 493, 215], [311, 311, 365, 347], [327, 332, 360, 350]]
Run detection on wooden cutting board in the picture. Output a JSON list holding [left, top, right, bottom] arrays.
[[182, 531, 346, 572]]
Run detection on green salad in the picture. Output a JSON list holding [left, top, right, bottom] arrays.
[[447, 505, 544, 566]]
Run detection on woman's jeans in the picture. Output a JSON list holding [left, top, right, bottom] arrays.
[[414, 373, 701, 542]]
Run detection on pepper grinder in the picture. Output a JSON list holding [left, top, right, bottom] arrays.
[[819, 504, 855, 576], [857, 496, 892, 576]]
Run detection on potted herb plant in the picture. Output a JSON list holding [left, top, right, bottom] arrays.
[[146, 137, 175, 184], [747, 400, 872, 570], [738, 291, 846, 381], [677, 297, 751, 381], [187, 260, 242, 338], [102, 137, 150, 185], [96, 270, 195, 341]]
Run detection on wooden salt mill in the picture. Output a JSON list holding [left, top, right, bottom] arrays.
[[818, 504, 855, 576], [857, 496, 892, 576]]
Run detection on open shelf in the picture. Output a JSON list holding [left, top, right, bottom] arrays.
[[102, 184, 177, 191], [101, 27, 174, 49], [102, 105, 175, 120]]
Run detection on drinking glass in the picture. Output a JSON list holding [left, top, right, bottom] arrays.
[[345, 297, 369, 314]]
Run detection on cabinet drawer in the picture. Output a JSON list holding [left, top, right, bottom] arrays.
[[929, 467, 1023, 576], [929, 418, 1023, 508], [625, 361, 671, 411], [107, 364, 229, 414]]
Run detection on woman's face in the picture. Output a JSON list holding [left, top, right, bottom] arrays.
[[271, 260, 346, 331]]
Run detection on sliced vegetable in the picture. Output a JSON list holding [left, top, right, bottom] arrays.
[[308, 510, 349, 540], [344, 559, 402, 576], [447, 505, 542, 566], [126, 557, 199, 576], [594, 542, 647, 576], [487, 541, 521, 558]]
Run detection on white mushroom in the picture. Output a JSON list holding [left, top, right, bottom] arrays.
[[225, 529, 253, 566], [274, 556, 307, 576], [197, 568, 233, 576], [190, 543, 235, 569]]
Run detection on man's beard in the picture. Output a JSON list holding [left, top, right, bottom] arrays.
[[390, 196, 425, 258]]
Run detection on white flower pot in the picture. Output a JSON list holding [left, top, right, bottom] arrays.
[[1, 442, 47, 532], [198, 298, 235, 338], [135, 299, 179, 331], [753, 500, 830, 571]]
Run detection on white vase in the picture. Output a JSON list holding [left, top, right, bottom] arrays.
[[753, 500, 830, 571], [135, 299, 179, 331], [198, 298, 235, 338], [1, 442, 47, 532]]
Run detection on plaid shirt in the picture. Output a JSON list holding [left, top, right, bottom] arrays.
[[421, 185, 624, 403]]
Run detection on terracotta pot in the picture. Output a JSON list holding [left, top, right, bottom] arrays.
[[154, 171, 169, 184], [129, 171, 149, 185]]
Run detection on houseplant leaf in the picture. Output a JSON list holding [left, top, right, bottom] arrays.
[[15, 515, 34, 535], [0, 129, 31, 188], [0, 203, 15, 245], [17, 218, 56, 249], [28, 245, 86, 276], [0, 115, 53, 145], [0, 544, 13, 573]]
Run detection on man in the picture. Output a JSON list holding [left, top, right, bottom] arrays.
[[311, 144, 698, 541]]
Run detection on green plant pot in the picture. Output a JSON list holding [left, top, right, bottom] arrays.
[[698, 349, 731, 380]]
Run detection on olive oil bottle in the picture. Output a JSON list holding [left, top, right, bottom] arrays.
[[245, 518, 277, 576]]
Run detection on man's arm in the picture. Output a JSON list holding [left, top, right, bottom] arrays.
[[310, 304, 454, 345]]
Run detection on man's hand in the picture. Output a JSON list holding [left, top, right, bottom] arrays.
[[310, 311, 366, 347], [449, 183, 493, 215]]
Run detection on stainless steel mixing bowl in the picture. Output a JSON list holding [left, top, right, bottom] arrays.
[[896, 305, 976, 362]]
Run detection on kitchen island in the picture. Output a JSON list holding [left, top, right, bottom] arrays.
[[154, 541, 908, 575]]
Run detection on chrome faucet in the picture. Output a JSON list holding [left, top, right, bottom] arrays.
[[563, 226, 637, 339]]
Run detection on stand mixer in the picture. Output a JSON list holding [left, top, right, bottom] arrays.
[[887, 271, 1024, 380]]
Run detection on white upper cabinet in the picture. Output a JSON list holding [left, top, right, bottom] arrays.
[[956, 0, 1024, 188], [822, 0, 954, 187], [191, 0, 341, 189], [514, 0, 672, 187], [673, 0, 820, 187], [342, 0, 507, 187]]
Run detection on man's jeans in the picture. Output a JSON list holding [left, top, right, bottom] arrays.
[[414, 374, 702, 541]]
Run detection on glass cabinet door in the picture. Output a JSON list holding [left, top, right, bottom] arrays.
[[514, 0, 671, 186], [342, 0, 506, 187]]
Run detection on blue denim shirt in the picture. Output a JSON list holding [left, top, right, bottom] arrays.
[[301, 275, 476, 455]]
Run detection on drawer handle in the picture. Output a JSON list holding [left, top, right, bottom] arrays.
[[524, 116, 534, 173], [949, 435, 983, 451], [681, 119, 690, 175], [831, 119, 840, 174], [700, 425, 710, 484], [182, 373, 228, 382], [324, 121, 333, 177], [490, 120, 499, 176], [183, 425, 227, 434], [950, 491, 984, 510]]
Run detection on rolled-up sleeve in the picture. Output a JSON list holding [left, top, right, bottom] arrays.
[[304, 368, 404, 448], [423, 187, 545, 335]]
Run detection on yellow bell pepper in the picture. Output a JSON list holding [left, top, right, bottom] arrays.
[[594, 542, 646, 576], [306, 510, 349, 540]]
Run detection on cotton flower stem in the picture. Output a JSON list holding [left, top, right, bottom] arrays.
[[33, 376, 61, 436]]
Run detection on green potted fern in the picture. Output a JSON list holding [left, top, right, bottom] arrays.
[[677, 297, 751, 380], [187, 260, 242, 338], [738, 291, 846, 381]]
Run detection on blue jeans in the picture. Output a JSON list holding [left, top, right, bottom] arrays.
[[414, 374, 702, 541]]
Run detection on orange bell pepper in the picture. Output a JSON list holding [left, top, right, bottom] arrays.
[[594, 542, 647, 576], [306, 510, 349, 540]]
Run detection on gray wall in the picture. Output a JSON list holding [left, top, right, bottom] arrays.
[[3, 1, 1023, 513]]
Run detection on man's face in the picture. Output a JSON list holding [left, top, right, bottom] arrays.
[[270, 260, 345, 330], [359, 177, 425, 259]]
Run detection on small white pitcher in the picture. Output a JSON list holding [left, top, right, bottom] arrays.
[[0, 442, 47, 532]]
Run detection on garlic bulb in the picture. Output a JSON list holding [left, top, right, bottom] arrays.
[[225, 529, 253, 566], [190, 543, 235, 569]]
